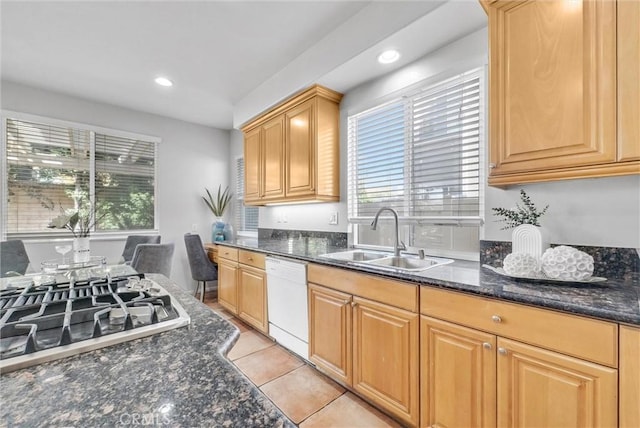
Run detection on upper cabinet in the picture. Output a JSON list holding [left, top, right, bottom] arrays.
[[241, 85, 342, 205], [486, 0, 640, 186]]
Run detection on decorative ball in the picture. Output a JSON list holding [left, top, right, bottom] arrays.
[[541, 246, 594, 281], [503, 252, 541, 277]]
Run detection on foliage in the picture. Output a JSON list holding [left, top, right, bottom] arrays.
[[491, 189, 549, 230], [202, 185, 233, 217]]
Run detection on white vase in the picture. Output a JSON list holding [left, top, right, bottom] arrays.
[[73, 237, 91, 263], [511, 224, 548, 262]]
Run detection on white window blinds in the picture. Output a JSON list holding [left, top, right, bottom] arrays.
[[235, 158, 258, 232], [348, 68, 483, 227], [4, 116, 158, 237]]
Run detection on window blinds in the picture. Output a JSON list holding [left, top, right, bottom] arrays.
[[235, 158, 258, 231], [4, 117, 157, 236], [348, 68, 483, 226]]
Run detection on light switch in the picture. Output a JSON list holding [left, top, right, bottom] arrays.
[[329, 212, 338, 225]]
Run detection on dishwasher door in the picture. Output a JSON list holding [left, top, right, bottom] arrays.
[[266, 257, 308, 360]]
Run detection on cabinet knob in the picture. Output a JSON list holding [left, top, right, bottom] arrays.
[[498, 347, 508, 356], [351, 301, 357, 308], [489, 163, 496, 169], [248, 257, 253, 261], [491, 315, 502, 323], [482, 342, 492, 350]]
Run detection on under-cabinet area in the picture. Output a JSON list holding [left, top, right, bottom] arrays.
[[210, 242, 638, 428]]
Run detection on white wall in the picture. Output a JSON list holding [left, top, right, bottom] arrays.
[[253, 26, 640, 249], [2, 81, 231, 290]]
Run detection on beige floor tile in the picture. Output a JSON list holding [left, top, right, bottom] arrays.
[[299, 392, 402, 428], [234, 345, 304, 386], [261, 365, 345, 424], [227, 330, 274, 360]]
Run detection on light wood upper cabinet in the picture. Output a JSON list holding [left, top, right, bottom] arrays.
[[618, 0, 640, 162], [243, 127, 261, 203], [241, 85, 342, 205], [620, 325, 640, 428], [487, 0, 639, 186]]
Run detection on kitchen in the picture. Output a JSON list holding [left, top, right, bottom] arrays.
[[1, 1, 639, 427]]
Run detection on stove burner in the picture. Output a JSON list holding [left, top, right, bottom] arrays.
[[0, 274, 190, 372]]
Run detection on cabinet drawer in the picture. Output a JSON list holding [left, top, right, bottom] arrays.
[[239, 250, 265, 269], [420, 287, 618, 367], [308, 264, 417, 312], [218, 246, 238, 262]]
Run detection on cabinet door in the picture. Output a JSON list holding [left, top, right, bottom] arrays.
[[285, 99, 315, 197], [618, 0, 640, 162], [217, 258, 238, 314], [353, 297, 419, 427], [421, 316, 496, 428], [497, 338, 617, 428], [489, 0, 616, 180], [620, 326, 640, 428], [262, 116, 285, 199], [308, 283, 352, 385], [243, 127, 262, 202], [238, 265, 268, 333]]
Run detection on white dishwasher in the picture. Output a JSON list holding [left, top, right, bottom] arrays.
[[265, 256, 309, 360]]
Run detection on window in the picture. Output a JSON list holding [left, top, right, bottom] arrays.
[[3, 114, 158, 238], [348, 68, 484, 260], [235, 157, 258, 233]]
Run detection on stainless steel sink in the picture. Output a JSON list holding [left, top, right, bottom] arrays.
[[363, 255, 454, 272], [319, 250, 453, 272], [319, 249, 389, 262]]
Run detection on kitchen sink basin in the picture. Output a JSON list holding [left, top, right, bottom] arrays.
[[320, 250, 453, 272], [319, 249, 389, 262], [363, 255, 454, 272]]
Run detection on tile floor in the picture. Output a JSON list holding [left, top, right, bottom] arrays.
[[200, 291, 401, 428]]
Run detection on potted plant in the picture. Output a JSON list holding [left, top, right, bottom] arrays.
[[48, 195, 101, 263], [492, 189, 549, 261], [202, 185, 233, 242]]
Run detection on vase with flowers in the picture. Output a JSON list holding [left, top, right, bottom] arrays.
[[48, 196, 100, 263], [202, 185, 233, 242]]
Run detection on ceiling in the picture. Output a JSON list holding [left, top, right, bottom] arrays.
[[1, 1, 487, 130]]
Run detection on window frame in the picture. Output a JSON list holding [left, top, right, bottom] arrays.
[[1, 110, 161, 241], [347, 67, 486, 260], [234, 155, 258, 237]]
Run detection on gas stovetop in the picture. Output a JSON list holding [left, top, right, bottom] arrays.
[[0, 274, 190, 373]]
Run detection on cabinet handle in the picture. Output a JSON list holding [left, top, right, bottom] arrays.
[[482, 342, 492, 350], [491, 315, 502, 323], [498, 347, 508, 356]]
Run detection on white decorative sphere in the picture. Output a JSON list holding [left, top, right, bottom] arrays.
[[503, 252, 541, 277], [541, 246, 594, 280]]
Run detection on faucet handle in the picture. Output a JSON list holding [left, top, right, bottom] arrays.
[[398, 241, 407, 251], [418, 249, 425, 259]]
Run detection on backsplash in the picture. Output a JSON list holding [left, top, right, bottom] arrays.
[[480, 240, 640, 281], [258, 228, 348, 248]]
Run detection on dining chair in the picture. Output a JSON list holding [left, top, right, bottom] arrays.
[[120, 235, 161, 264], [184, 233, 218, 302], [130, 243, 175, 277], [0, 240, 31, 277]]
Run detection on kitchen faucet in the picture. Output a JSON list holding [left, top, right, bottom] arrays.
[[371, 207, 406, 257]]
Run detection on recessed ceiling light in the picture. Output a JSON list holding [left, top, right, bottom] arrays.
[[378, 50, 400, 64], [154, 76, 173, 87]]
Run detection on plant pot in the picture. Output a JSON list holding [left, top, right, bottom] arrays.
[[212, 218, 226, 242], [511, 224, 548, 262], [73, 237, 91, 263]]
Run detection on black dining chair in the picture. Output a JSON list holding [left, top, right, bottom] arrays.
[[120, 235, 161, 264], [0, 240, 31, 277], [184, 233, 218, 302], [130, 243, 175, 277]]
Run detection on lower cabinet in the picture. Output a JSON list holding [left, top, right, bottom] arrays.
[[420, 287, 619, 428], [308, 272, 419, 427], [620, 325, 640, 428], [217, 247, 268, 334]]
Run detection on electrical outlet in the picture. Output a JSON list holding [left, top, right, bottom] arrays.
[[191, 223, 198, 232], [329, 212, 338, 225]]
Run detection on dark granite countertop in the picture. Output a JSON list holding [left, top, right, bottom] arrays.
[[219, 238, 640, 326], [1, 274, 294, 428]]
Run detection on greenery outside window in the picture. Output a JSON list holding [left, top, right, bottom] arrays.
[[347, 68, 485, 260], [2, 113, 159, 239], [235, 157, 258, 234]]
